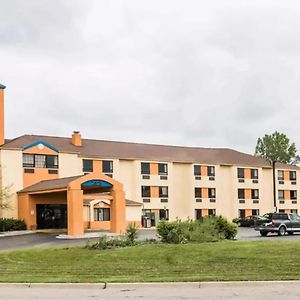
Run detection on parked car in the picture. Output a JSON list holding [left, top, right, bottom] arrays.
[[254, 213, 300, 236], [254, 212, 274, 227], [234, 215, 261, 227]]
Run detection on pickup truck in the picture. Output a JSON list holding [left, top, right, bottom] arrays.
[[254, 213, 300, 236]]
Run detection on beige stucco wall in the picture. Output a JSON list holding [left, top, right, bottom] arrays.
[[126, 206, 142, 221], [0, 149, 23, 218], [59, 153, 82, 178]]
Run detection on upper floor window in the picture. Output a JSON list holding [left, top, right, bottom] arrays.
[[195, 187, 202, 198], [208, 188, 216, 198], [237, 168, 244, 179], [158, 163, 168, 175], [159, 186, 168, 198], [238, 189, 245, 199], [278, 170, 284, 180], [141, 162, 150, 175], [251, 189, 259, 199], [141, 186, 151, 198], [194, 165, 201, 176], [251, 169, 259, 179], [102, 160, 113, 173], [23, 154, 58, 169], [290, 171, 297, 181], [278, 190, 284, 199], [207, 166, 215, 177], [83, 159, 93, 172], [291, 190, 297, 200]]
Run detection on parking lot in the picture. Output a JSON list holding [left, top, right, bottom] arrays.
[[1, 227, 300, 251]]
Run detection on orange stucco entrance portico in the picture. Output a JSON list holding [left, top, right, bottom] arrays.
[[17, 173, 126, 235]]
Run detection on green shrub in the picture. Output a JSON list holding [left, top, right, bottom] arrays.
[[0, 218, 26, 232], [157, 216, 237, 244], [87, 235, 133, 250], [125, 222, 138, 244], [215, 216, 237, 240]]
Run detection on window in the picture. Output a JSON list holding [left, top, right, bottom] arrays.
[[23, 154, 58, 168], [251, 189, 259, 199], [239, 209, 246, 218], [208, 188, 216, 198], [207, 166, 215, 177], [238, 189, 245, 199], [208, 209, 216, 216], [46, 155, 58, 168], [237, 168, 244, 179], [141, 162, 150, 175], [290, 171, 297, 181], [291, 190, 297, 200], [278, 170, 284, 180], [194, 165, 201, 176], [195, 187, 202, 198], [102, 160, 113, 173], [94, 208, 110, 221], [252, 209, 260, 216], [159, 186, 168, 198], [251, 169, 258, 179], [83, 159, 93, 172], [35, 155, 46, 168], [23, 154, 34, 167], [278, 190, 284, 200], [195, 209, 202, 220], [158, 163, 168, 175], [291, 209, 298, 214], [159, 209, 169, 221], [141, 186, 151, 198]]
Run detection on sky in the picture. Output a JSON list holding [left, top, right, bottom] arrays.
[[1, 0, 300, 155]]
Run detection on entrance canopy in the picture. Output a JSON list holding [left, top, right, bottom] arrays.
[[17, 172, 126, 235]]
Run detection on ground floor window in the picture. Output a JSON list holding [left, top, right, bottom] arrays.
[[252, 209, 260, 216], [159, 209, 169, 221], [195, 209, 202, 220], [291, 209, 298, 214], [94, 208, 110, 221], [239, 209, 246, 218], [208, 209, 216, 216]]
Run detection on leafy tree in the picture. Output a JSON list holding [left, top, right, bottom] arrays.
[[255, 131, 297, 163], [0, 185, 11, 210], [254, 131, 297, 211]]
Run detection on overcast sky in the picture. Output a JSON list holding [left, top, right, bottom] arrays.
[[1, 0, 300, 154]]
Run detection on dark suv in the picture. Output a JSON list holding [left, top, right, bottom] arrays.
[[254, 213, 300, 236]]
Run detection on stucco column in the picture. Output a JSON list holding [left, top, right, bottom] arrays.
[[110, 189, 126, 233], [67, 188, 84, 235], [18, 193, 36, 230]]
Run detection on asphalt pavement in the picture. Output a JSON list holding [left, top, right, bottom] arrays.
[[1, 227, 300, 251]]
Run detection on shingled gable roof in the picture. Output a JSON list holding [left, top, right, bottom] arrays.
[[18, 175, 83, 193], [2, 134, 299, 169]]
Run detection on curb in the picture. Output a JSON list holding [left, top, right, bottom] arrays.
[[0, 281, 300, 289], [0, 231, 35, 238]]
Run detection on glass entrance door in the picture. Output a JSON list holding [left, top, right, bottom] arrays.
[[36, 204, 67, 229]]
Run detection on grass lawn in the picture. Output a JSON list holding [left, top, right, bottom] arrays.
[[1, 240, 300, 282]]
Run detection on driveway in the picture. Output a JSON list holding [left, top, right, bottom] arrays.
[[0, 229, 158, 251], [1, 228, 300, 251]]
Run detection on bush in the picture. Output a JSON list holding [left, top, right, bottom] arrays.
[[87, 223, 139, 250], [157, 216, 237, 244], [215, 216, 237, 240], [125, 223, 138, 244], [0, 218, 26, 232]]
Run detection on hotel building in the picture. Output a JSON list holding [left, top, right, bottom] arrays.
[[0, 84, 299, 235]]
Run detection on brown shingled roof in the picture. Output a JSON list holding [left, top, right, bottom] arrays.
[[18, 175, 83, 193], [2, 134, 299, 169]]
